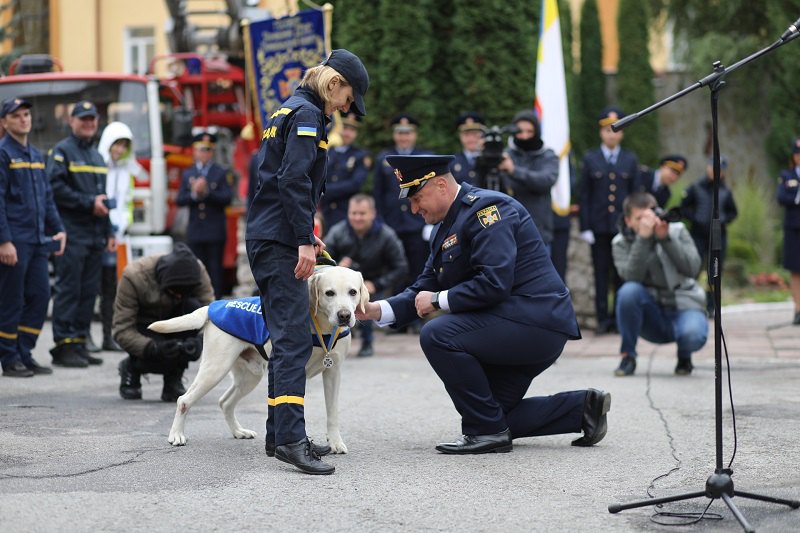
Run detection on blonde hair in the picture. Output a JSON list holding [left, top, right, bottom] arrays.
[[299, 65, 350, 104]]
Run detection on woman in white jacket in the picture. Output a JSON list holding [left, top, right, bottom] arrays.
[[97, 121, 148, 351]]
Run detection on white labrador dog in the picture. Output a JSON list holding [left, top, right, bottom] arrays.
[[148, 266, 368, 453]]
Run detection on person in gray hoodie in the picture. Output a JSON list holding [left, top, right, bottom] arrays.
[[497, 109, 559, 247], [611, 192, 708, 377]]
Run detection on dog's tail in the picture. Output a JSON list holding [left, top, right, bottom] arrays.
[[148, 306, 209, 334]]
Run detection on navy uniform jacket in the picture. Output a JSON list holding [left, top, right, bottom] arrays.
[[247, 87, 329, 247], [47, 133, 112, 247], [176, 162, 233, 243], [373, 146, 431, 234], [679, 176, 738, 232], [387, 183, 580, 339], [322, 144, 370, 228], [777, 168, 800, 228], [638, 166, 671, 208], [0, 135, 64, 245], [579, 147, 639, 234], [450, 152, 478, 185]]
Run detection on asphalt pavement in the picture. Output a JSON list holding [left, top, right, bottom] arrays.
[[1, 302, 799, 532]]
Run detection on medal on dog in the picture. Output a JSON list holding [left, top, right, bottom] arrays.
[[323, 356, 334, 368]]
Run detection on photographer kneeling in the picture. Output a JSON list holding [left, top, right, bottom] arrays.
[[112, 243, 214, 401], [612, 192, 708, 377]]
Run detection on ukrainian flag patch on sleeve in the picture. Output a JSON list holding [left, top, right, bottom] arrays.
[[297, 122, 317, 137]]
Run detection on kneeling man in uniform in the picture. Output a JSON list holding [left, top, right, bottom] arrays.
[[356, 155, 611, 453]]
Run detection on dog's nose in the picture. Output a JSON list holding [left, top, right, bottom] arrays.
[[337, 310, 351, 325]]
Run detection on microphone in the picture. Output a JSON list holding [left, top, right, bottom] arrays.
[[781, 16, 800, 41]]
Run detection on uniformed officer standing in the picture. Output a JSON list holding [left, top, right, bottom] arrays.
[[450, 112, 484, 185], [357, 154, 610, 454], [579, 106, 639, 334], [638, 155, 687, 208], [320, 111, 371, 231], [0, 98, 66, 377], [176, 132, 233, 299], [372, 113, 432, 288], [246, 49, 369, 475], [48, 100, 115, 367]]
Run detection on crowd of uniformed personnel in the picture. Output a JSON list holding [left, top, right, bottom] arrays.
[[1, 91, 755, 381]]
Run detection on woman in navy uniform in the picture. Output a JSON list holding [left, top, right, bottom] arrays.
[[579, 106, 640, 334], [176, 132, 233, 299], [778, 138, 800, 325], [357, 154, 610, 454], [246, 49, 369, 475]]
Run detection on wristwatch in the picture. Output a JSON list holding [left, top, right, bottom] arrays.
[[431, 291, 441, 310]]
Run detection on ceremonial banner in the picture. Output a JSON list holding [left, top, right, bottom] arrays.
[[534, 0, 572, 215], [245, 10, 328, 130]]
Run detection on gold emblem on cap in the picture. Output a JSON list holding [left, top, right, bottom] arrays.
[[394, 168, 403, 183]]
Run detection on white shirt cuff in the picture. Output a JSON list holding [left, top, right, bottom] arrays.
[[438, 290, 450, 311], [376, 300, 396, 327]]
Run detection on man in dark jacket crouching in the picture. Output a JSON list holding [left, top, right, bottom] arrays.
[[112, 243, 214, 401]]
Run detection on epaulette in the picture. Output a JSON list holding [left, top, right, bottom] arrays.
[[463, 193, 480, 205]]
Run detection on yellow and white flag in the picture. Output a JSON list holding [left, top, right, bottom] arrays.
[[534, 0, 571, 216]]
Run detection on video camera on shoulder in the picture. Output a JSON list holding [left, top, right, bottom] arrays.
[[475, 124, 518, 191]]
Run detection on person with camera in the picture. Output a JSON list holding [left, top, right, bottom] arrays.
[[612, 192, 708, 377], [112, 243, 214, 401], [778, 138, 800, 325], [357, 154, 611, 455], [450, 112, 484, 184], [497, 109, 559, 248], [579, 106, 640, 334], [0, 97, 66, 377], [638, 155, 687, 208], [48, 100, 115, 368]]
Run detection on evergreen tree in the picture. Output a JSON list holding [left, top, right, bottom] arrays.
[[576, 0, 605, 160], [616, 0, 658, 165]]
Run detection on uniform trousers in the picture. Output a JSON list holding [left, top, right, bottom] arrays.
[[591, 232, 621, 327], [419, 312, 585, 438], [0, 243, 50, 367], [188, 240, 225, 299], [247, 239, 311, 445], [52, 242, 103, 344]]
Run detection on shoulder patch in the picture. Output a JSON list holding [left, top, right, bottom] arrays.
[[476, 205, 501, 228], [296, 122, 317, 137]]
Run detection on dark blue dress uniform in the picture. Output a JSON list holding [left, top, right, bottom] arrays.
[[449, 112, 484, 186], [384, 155, 586, 440], [176, 155, 233, 299], [579, 112, 639, 331], [373, 145, 431, 285], [778, 164, 800, 273], [322, 144, 370, 229], [48, 129, 112, 353], [0, 119, 64, 371], [245, 86, 330, 447], [637, 155, 687, 208]]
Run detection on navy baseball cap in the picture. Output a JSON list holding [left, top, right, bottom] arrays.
[[72, 100, 98, 118], [323, 49, 369, 117], [0, 97, 32, 118], [387, 154, 455, 199]]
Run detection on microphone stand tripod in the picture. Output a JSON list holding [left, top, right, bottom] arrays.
[[607, 32, 800, 533]]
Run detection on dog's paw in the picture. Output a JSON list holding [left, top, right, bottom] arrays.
[[168, 433, 187, 446], [233, 428, 257, 440], [328, 439, 348, 454]]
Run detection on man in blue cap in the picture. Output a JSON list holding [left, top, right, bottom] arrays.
[[638, 154, 687, 208], [579, 106, 640, 334], [0, 97, 66, 377], [450, 112, 484, 184], [47, 100, 115, 367], [356, 154, 611, 454]]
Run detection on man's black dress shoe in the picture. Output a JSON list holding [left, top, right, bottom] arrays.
[[274, 437, 335, 475], [571, 388, 611, 447], [265, 439, 331, 458], [435, 429, 513, 454]]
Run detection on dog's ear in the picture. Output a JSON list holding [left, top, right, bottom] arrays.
[[358, 273, 370, 313], [308, 273, 321, 317]]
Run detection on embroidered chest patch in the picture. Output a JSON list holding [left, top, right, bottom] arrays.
[[442, 234, 458, 250], [477, 205, 501, 228]]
